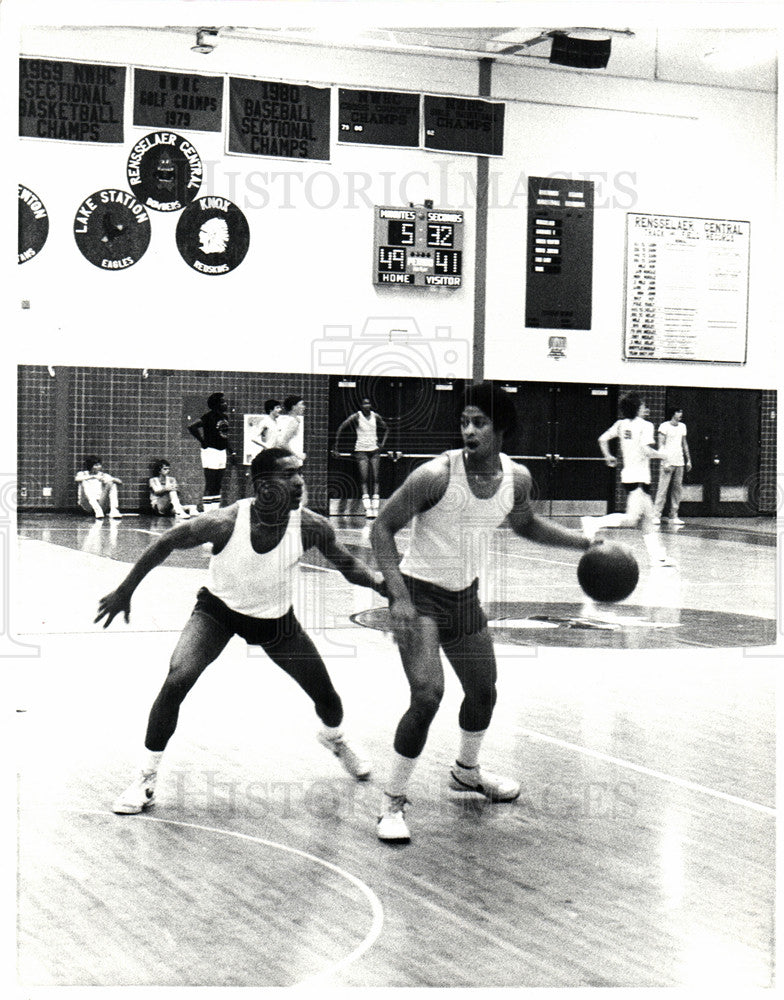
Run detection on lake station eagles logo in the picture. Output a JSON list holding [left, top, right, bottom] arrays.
[[175, 195, 250, 274], [127, 131, 203, 212], [73, 188, 152, 270]]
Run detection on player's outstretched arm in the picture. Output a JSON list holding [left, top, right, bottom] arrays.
[[507, 464, 592, 550], [301, 508, 385, 593], [94, 510, 232, 628]]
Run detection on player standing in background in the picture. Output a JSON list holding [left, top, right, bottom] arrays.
[[332, 397, 390, 518], [583, 393, 673, 566], [188, 391, 235, 510], [370, 382, 594, 843], [278, 395, 306, 462], [653, 406, 691, 526]]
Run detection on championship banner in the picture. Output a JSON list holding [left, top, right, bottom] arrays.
[[423, 95, 504, 156], [19, 58, 125, 143], [176, 196, 250, 274], [73, 189, 151, 270], [127, 132, 203, 211], [133, 68, 223, 132], [338, 88, 420, 147], [19, 185, 49, 264], [228, 77, 330, 160]]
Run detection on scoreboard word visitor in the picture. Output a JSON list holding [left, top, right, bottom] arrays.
[[373, 205, 464, 287]]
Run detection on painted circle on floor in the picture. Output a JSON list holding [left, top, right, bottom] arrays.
[[350, 602, 776, 649]]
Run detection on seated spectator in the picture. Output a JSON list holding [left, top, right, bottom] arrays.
[[75, 456, 123, 519], [149, 460, 191, 518]]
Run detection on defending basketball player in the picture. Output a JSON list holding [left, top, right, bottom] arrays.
[[370, 382, 595, 843], [96, 447, 386, 815]]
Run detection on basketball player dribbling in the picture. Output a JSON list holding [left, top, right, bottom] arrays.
[[370, 382, 595, 842], [96, 447, 386, 815]]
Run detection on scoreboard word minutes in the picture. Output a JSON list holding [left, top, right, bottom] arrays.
[[373, 205, 464, 287]]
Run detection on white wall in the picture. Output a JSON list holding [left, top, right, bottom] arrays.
[[14, 25, 777, 388]]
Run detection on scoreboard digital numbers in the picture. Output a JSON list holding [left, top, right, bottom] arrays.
[[373, 205, 464, 287]]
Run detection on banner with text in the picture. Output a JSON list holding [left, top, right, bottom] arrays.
[[338, 88, 420, 147], [133, 69, 223, 132], [19, 58, 125, 143], [228, 77, 330, 160], [423, 95, 504, 156]]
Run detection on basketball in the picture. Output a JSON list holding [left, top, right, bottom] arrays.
[[577, 542, 639, 603]]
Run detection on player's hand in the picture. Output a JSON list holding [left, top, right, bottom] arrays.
[[95, 587, 132, 628], [685, 462, 692, 473], [330, 448, 340, 458], [604, 456, 618, 468], [388, 597, 421, 649], [374, 575, 389, 599], [661, 462, 672, 472]]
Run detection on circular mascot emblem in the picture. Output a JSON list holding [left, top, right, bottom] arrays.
[[74, 189, 152, 270], [176, 195, 250, 275], [127, 132, 203, 212], [18, 184, 49, 264]]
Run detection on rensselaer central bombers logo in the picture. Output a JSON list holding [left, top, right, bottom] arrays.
[[176, 196, 250, 275], [127, 131, 203, 212]]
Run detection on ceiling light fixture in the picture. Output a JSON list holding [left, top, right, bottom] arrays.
[[192, 27, 219, 54]]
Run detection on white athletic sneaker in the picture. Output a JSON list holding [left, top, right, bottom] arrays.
[[656, 554, 676, 567], [652, 516, 661, 525], [377, 793, 411, 842], [670, 517, 685, 526], [450, 762, 521, 802], [317, 731, 371, 780], [580, 516, 601, 542], [112, 771, 157, 814], [109, 510, 123, 519], [175, 510, 191, 519]]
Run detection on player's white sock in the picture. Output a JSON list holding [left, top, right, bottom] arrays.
[[320, 723, 343, 741], [371, 494, 380, 513], [643, 532, 666, 560], [595, 513, 626, 528], [141, 749, 165, 775], [361, 494, 372, 513], [457, 728, 486, 769], [386, 750, 418, 797]]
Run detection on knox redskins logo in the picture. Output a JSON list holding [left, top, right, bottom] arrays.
[[175, 195, 250, 275]]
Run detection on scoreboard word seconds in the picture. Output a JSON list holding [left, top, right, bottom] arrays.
[[373, 205, 464, 287]]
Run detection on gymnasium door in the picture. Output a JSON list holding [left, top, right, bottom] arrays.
[[507, 382, 618, 513], [666, 388, 761, 517], [327, 376, 465, 507]]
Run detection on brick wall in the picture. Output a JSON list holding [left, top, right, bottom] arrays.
[[17, 366, 331, 512], [759, 389, 777, 515]]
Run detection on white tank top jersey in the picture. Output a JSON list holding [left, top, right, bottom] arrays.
[[355, 411, 378, 451], [399, 449, 515, 591], [206, 499, 303, 618], [607, 417, 655, 483]]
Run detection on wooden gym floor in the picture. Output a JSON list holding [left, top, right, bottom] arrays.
[[12, 511, 778, 988]]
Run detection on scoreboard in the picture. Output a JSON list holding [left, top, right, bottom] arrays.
[[373, 204, 464, 287]]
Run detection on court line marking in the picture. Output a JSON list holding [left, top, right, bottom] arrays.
[[64, 809, 385, 986], [517, 728, 776, 816]]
